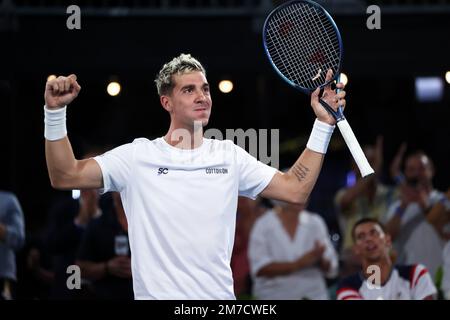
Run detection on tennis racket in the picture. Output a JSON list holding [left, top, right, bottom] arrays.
[[263, 0, 374, 177]]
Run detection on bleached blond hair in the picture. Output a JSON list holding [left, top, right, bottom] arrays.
[[155, 53, 206, 96]]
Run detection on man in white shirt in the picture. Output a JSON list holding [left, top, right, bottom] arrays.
[[248, 201, 338, 299], [337, 218, 436, 300], [384, 152, 450, 278], [43, 53, 346, 299]]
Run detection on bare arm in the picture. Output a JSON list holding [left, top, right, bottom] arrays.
[[76, 260, 108, 281], [77, 256, 132, 280], [261, 150, 324, 205], [45, 138, 103, 189], [426, 195, 450, 240], [44, 74, 103, 190], [257, 243, 325, 278], [261, 70, 346, 205], [338, 176, 375, 211]]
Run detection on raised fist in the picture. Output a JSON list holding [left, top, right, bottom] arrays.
[[44, 74, 81, 109]]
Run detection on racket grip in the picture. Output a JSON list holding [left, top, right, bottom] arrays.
[[336, 119, 375, 178]]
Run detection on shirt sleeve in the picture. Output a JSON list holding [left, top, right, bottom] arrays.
[[93, 142, 135, 193], [336, 276, 363, 300], [383, 200, 401, 224], [411, 264, 437, 300], [234, 144, 277, 200], [248, 217, 273, 277], [315, 215, 339, 278], [2, 193, 25, 251]]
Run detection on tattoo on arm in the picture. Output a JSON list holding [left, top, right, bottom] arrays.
[[291, 163, 310, 182]]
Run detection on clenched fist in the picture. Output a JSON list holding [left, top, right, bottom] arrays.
[[45, 74, 81, 109]]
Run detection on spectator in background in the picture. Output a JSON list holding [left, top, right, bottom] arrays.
[[248, 199, 338, 300], [16, 234, 55, 299], [76, 192, 133, 299], [337, 218, 436, 300], [424, 187, 450, 299], [231, 197, 270, 298], [426, 187, 450, 241], [44, 149, 109, 299], [45, 188, 106, 299], [384, 151, 449, 279], [334, 137, 404, 276], [0, 191, 25, 300]]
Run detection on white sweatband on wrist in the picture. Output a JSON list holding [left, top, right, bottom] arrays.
[[306, 119, 335, 154], [44, 105, 67, 141]]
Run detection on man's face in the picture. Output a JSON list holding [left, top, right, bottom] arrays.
[[353, 222, 391, 262], [404, 154, 433, 187], [162, 71, 212, 128]]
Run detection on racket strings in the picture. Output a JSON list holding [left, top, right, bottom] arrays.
[[265, 2, 341, 90]]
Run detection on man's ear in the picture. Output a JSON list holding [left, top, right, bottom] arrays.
[[385, 233, 392, 248], [160, 95, 172, 112]]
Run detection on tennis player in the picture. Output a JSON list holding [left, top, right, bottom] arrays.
[[43, 53, 345, 299]]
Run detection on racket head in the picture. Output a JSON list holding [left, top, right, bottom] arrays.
[[262, 0, 344, 93]]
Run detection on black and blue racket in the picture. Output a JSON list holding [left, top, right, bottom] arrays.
[[263, 0, 374, 177]]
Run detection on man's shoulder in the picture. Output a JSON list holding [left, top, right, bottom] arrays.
[[337, 272, 364, 291], [394, 264, 416, 282], [0, 190, 17, 200], [302, 210, 325, 224], [395, 264, 430, 285], [253, 210, 276, 229], [0, 191, 20, 209], [131, 137, 153, 145]]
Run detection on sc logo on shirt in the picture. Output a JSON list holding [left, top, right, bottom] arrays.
[[158, 168, 169, 175]]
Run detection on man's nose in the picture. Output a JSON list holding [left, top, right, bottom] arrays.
[[195, 90, 206, 102]]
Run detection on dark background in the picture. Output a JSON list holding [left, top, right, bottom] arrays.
[[1, 0, 449, 237]]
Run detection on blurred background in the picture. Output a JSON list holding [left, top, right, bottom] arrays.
[[0, 0, 449, 299]]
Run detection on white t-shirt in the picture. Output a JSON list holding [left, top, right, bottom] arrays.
[[248, 210, 338, 300], [93, 137, 277, 300], [384, 190, 449, 277], [337, 264, 437, 300]]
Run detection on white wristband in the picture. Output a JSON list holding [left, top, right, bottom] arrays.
[[306, 119, 335, 154], [44, 105, 67, 141]]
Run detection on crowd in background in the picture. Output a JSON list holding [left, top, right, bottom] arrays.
[[1, 138, 449, 300]]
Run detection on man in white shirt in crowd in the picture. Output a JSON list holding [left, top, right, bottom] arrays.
[[337, 218, 436, 300], [43, 53, 346, 299], [384, 151, 450, 279], [248, 199, 338, 299]]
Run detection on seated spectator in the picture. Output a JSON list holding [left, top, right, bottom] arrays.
[[334, 137, 402, 276], [0, 191, 25, 300], [337, 218, 437, 300], [248, 200, 338, 300], [76, 192, 133, 299]]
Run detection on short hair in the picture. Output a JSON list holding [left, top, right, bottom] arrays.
[[404, 150, 434, 171], [351, 218, 386, 242], [154, 53, 206, 96]]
